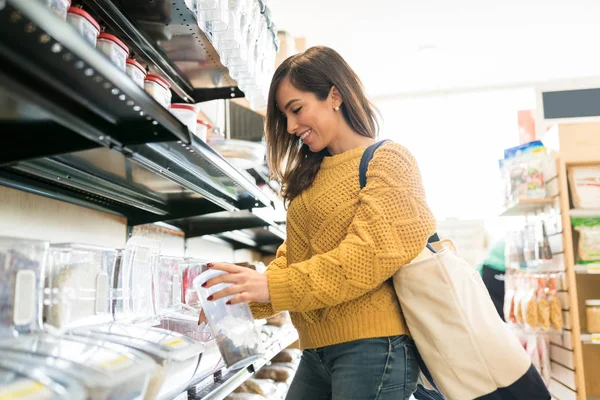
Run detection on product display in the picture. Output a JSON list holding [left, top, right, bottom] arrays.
[[271, 349, 301, 364], [144, 74, 172, 108], [585, 299, 600, 333], [0, 355, 87, 400], [126, 59, 147, 88], [66, 7, 100, 47], [96, 33, 129, 72], [234, 378, 278, 397], [39, 0, 71, 19], [170, 104, 198, 135], [182, 258, 207, 312], [254, 364, 295, 383], [155, 256, 184, 317], [210, 139, 266, 170], [0, 237, 48, 338], [568, 166, 600, 209], [194, 269, 263, 369], [572, 217, 600, 262], [225, 394, 267, 400]]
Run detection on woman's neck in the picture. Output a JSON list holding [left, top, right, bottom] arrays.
[[327, 124, 376, 155]]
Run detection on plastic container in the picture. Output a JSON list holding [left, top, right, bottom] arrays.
[[170, 104, 198, 135], [40, 0, 71, 20], [196, 119, 212, 142], [0, 355, 87, 400], [0, 236, 48, 338], [116, 237, 160, 324], [210, 138, 266, 170], [66, 7, 100, 47], [97, 33, 129, 72], [158, 314, 212, 342], [126, 59, 146, 88], [182, 259, 208, 312], [144, 74, 172, 108], [586, 300, 600, 333], [156, 256, 184, 317], [0, 334, 155, 400], [72, 323, 204, 398], [44, 243, 116, 330], [194, 269, 263, 369]]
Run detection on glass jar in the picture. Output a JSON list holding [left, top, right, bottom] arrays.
[[586, 300, 600, 333]]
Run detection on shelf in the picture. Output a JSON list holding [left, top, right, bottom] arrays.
[[0, 0, 194, 165], [575, 264, 600, 274], [500, 197, 557, 217], [216, 226, 286, 253], [581, 333, 600, 344], [189, 326, 299, 400], [570, 209, 600, 218]]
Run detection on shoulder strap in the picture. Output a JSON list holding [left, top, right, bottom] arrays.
[[359, 140, 390, 190], [359, 140, 439, 248]]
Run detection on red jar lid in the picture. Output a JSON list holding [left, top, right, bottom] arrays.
[[145, 74, 171, 90], [197, 119, 213, 129], [97, 33, 129, 53], [67, 7, 100, 32], [126, 58, 146, 74], [171, 103, 196, 112]]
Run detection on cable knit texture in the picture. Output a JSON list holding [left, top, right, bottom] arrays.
[[251, 142, 437, 349]]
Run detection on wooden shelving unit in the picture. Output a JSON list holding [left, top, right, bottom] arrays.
[[500, 197, 558, 217]]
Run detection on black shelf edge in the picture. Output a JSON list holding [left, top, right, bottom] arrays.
[[167, 209, 281, 238], [192, 87, 245, 103], [0, 0, 192, 147]]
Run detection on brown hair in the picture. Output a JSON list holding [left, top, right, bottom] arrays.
[[265, 46, 379, 204]]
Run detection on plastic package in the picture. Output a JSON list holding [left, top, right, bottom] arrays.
[[234, 378, 278, 397], [96, 33, 129, 72], [586, 300, 600, 333], [503, 271, 517, 324], [522, 277, 539, 330], [71, 323, 204, 398], [126, 59, 146, 88], [170, 104, 198, 135], [158, 314, 212, 342], [39, 0, 71, 19], [225, 394, 266, 400], [568, 166, 600, 209], [537, 276, 550, 331], [0, 236, 48, 338], [513, 276, 525, 327], [255, 364, 296, 383], [0, 334, 155, 400], [44, 243, 116, 330], [182, 259, 208, 312], [66, 7, 100, 47], [573, 218, 600, 262], [0, 355, 86, 400], [144, 74, 172, 108], [196, 119, 212, 142], [271, 349, 302, 363], [210, 139, 266, 170], [155, 256, 184, 317], [547, 276, 563, 331], [194, 269, 263, 369]]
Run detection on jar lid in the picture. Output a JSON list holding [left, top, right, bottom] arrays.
[[97, 33, 129, 53], [126, 59, 146, 74], [145, 74, 171, 90], [197, 119, 212, 129], [586, 299, 600, 306], [67, 7, 100, 32], [170, 103, 196, 112]]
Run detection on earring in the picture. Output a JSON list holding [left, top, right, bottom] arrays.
[[334, 106, 340, 111]]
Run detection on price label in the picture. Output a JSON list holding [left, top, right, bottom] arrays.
[[591, 334, 600, 344]]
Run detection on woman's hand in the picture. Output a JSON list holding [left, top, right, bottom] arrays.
[[203, 263, 270, 305]]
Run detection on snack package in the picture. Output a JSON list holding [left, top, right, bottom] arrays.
[[255, 363, 296, 383], [503, 271, 517, 324], [537, 277, 551, 332], [572, 218, 600, 262], [522, 277, 539, 331], [234, 378, 278, 397], [547, 276, 563, 331], [568, 166, 600, 209], [514, 276, 525, 327], [271, 349, 302, 364]]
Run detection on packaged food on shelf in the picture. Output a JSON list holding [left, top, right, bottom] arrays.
[[537, 276, 551, 331], [194, 269, 263, 369], [116, 236, 160, 324], [196, 119, 212, 142], [170, 104, 198, 135], [568, 166, 600, 209], [71, 322, 204, 399], [182, 258, 208, 312], [210, 139, 266, 170], [66, 7, 100, 47], [0, 355, 87, 400], [513, 275, 525, 326], [155, 256, 184, 317], [0, 333, 156, 400], [547, 276, 563, 331], [254, 363, 296, 383], [0, 236, 48, 338], [96, 33, 129, 72], [126, 59, 147, 88], [522, 277, 539, 330], [503, 270, 517, 324], [225, 394, 267, 400], [144, 74, 172, 108], [158, 314, 212, 342], [572, 217, 600, 262], [271, 348, 302, 364], [39, 0, 71, 20], [585, 299, 600, 333], [234, 378, 278, 397], [44, 243, 116, 330]]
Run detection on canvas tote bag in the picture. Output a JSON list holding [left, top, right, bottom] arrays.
[[360, 141, 549, 400]]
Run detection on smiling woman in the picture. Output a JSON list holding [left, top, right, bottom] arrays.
[[265, 46, 380, 204]]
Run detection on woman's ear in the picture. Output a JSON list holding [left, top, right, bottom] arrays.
[[329, 86, 343, 109]]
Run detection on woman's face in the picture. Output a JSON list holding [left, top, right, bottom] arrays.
[[276, 78, 339, 153]]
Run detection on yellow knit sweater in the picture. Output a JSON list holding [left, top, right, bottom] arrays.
[[252, 142, 437, 349]]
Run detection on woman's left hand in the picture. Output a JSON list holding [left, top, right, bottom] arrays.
[[203, 263, 270, 305]]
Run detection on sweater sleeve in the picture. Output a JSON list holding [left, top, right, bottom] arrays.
[[267, 144, 437, 313], [250, 242, 287, 319]]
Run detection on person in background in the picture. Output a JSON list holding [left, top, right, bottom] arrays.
[[477, 239, 506, 320], [201, 46, 437, 400]]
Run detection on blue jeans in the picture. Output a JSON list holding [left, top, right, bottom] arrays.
[[286, 335, 419, 400]]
